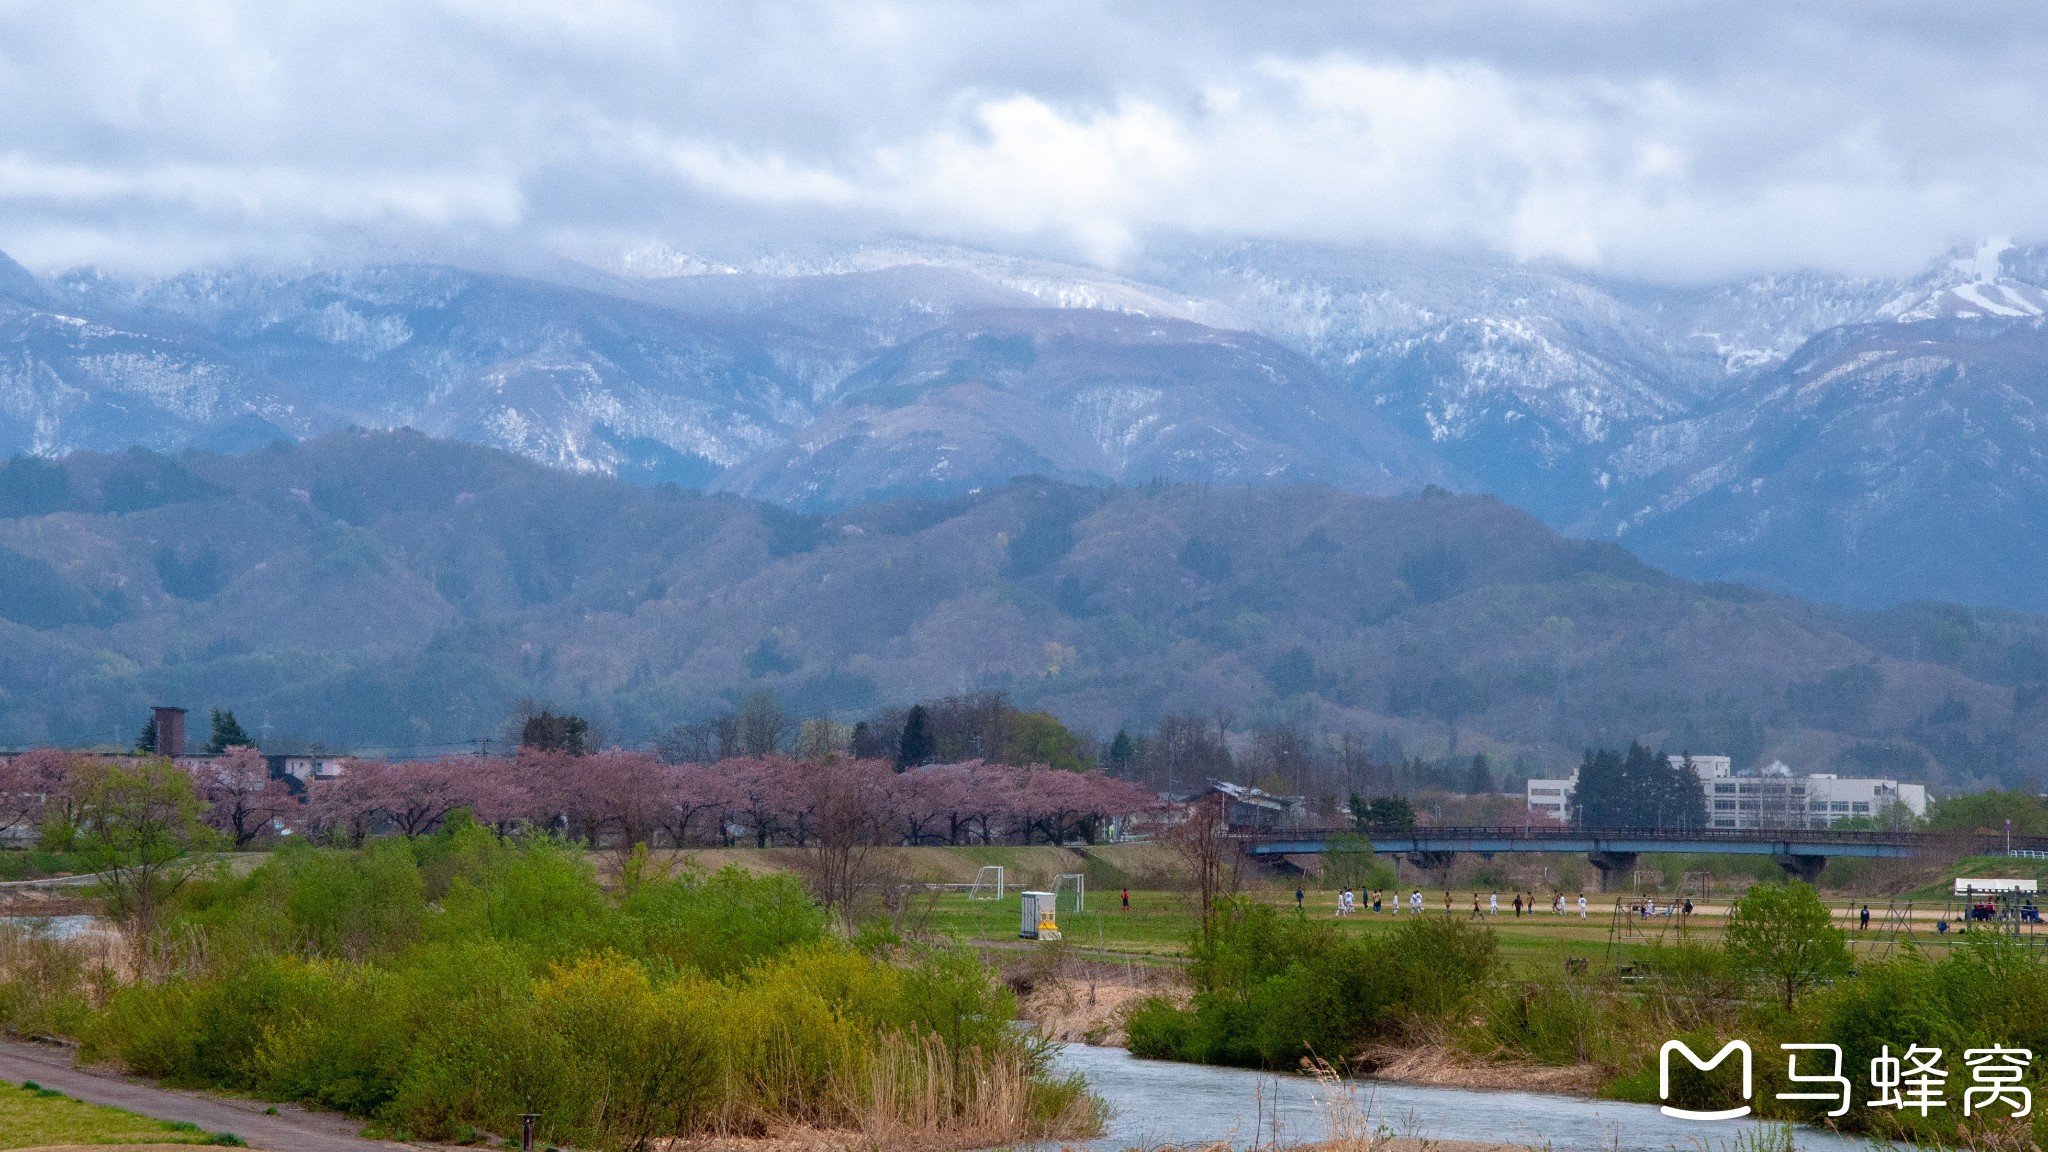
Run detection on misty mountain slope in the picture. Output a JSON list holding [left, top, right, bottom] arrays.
[[0, 431, 2041, 791], [1144, 243, 1900, 524], [0, 292, 315, 459], [54, 263, 821, 483], [10, 240, 2048, 612], [1609, 316, 2048, 610], [720, 308, 1450, 508], [628, 263, 1053, 398]]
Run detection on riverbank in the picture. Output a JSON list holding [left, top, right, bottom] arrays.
[[1013, 964, 1608, 1099], [1049, 1044, 1866, 1152]]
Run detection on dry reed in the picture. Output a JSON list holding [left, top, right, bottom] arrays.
[[835, 1030, 1101, 1149]]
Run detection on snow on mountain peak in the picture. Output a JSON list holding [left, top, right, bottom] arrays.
[[1953, 236, 2014, 282]]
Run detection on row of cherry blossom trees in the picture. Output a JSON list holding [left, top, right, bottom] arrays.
[[0, 747, 1156, 851]]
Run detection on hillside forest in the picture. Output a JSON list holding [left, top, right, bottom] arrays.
[[1, 431, 2044, 793]]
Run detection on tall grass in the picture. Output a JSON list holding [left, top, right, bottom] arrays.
[[840, 1029, 1101, 1147], [0, 921, 123, 1038], [11, 825, 1101, 1151]]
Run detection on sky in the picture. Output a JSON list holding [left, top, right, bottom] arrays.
[[4, 1, 2048, 281]]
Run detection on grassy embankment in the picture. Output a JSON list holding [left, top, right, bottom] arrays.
[[1105, 883, 2047, 1151], [0, 1080, 241, 1149]]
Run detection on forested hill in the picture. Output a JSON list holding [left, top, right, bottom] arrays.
[[1, 430, 2042, 790]]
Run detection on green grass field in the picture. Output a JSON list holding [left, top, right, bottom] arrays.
[[0, 1080, 233, 1149], [917, 882, 2017, 975], [918, 886, 1694, 973]]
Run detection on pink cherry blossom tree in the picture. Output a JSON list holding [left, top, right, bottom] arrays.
[[378, 756, 474, 837], [188, 745, 290, 848], [306, 760, 381, 846], [0, 749, 74, 843]]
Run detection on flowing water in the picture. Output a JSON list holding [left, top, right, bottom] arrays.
[[0, 914, 99, 940], [1050, 1044, 1878, 1152]]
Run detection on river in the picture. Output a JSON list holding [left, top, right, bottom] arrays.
[[0, 914, 98, 940], [1049, 1044, 1878, 1152]]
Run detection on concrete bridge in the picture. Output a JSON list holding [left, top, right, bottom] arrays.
[[1239, 827, 2042, 890]]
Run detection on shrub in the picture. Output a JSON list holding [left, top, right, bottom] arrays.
[[1132, 898, 1499, 1069], [1816, 936, 2048, 1146], [612, 864, 825, 977], [74, 833, 1093, 1150]]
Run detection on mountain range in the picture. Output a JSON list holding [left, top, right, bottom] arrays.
[[2, 238, 2044, 611], [0, 430, 2043, 793]]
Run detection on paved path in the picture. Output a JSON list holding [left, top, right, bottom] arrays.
[[0, 873, 97, 888], [0, 1038, 407, 1152]]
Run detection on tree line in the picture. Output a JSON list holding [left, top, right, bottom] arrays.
[[0, 744, 1154, 857]]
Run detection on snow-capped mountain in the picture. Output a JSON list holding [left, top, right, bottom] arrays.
[[723, 307, 1447, 509], [5, 238, 2048, 611]]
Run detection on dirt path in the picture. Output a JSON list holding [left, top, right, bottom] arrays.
[[0, 1038, 407, 1152]]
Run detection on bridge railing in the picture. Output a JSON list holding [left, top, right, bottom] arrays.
[[1236, 825, 2047, 854]]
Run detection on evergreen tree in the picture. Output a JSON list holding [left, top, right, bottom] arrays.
[[205, 708, 252, 753], [1570, 746, 1631, 828], [1106, 729, 1137, 775], [1574, 741, 1706, 829], [1350, 794, 1416, 830], [849, 720, 891, 760], [134, 714, 158, 755], [521, 709, 590, 754], [1466, 753, 1492, 794], [896, 704, 934, 770], [1659, 752, 1709, 830]]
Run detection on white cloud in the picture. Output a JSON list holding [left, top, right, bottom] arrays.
[[5, 1, 2048, 280]]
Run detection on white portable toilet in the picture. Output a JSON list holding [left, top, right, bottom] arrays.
[[1019, 891, 1061, 941]]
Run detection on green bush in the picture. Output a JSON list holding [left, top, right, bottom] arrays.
[[70, 833, 1080, 1150], [612, 864, 825, 977], [1478, 970, 1609, 1066], [1815, 936, 2048, 1146], [1129, 899, 1498, 1070]]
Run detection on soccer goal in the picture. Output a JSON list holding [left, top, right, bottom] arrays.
[[1052, 872, 1085, 913], [969, 865, 1005, 901]]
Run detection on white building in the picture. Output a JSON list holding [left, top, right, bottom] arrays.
[[267, 754, 348, 784], [1525, 755, 1929, 830], [1803, 774, 1928, 826], [1525, 777, 1574, 821]]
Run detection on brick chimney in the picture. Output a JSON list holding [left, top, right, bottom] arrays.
[[152, 706, 187, 758]]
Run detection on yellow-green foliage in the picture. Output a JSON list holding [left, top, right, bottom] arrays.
[[1470, 928, 2047, 1150], [65, 826, 1093, 1150], [0, 1079, 213, 1148]]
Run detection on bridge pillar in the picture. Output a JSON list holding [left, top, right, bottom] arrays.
[[1775, 854, 1827, 885], [1588, 851, 1638, 892], [1407, 851, 1457, 886]]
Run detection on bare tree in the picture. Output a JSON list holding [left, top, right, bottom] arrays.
[[657, 713, 742, 764], [736, 692, 793, 756], [1143, 713, 1234, 792], [1162, 791, 1239, 945], [794, 757, 892, 931], [0, 749, 71, 843]]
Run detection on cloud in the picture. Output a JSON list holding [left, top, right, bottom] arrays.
[[4, 1, 2048, 280]]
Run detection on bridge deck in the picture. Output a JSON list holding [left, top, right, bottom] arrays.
[[1241, 827, 2034, 859]]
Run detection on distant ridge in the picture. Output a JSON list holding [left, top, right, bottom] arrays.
[[0, 430, 2040, 793], [5, 239, 2048, 610]]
